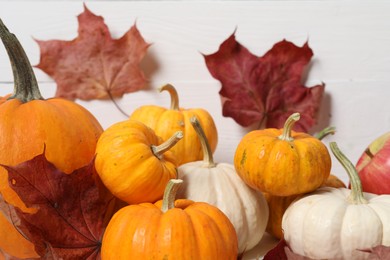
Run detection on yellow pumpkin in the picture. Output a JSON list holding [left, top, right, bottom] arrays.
[[129, 84, 218, 165], [234, 113, 331, 196], [101, 179, 238, 259], [95, 120, 181, 204]]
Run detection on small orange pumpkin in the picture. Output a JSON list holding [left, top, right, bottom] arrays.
[[263, 125, 342, 239], [101, 179, 238, 259], [234, 112, 331, 196], [95, 120, 182, 204], [0, 19, 103, 259], [129, 84, 218, 165]]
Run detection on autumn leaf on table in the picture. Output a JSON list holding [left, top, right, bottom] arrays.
[[1, 152, 115, 259], [204, 32, 325, 132], [35, 4, 149, 100]]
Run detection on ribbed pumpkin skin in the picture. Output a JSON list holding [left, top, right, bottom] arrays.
[[94, 120, 178, 204], [177, 162, 269, 254], [130, 106, 218, 165], [101, 199, 238, 260], [0, 98, 103, 259], [234, 129, 331, 196]]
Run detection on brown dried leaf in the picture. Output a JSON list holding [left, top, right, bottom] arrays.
[[36, 4, 149, 100]]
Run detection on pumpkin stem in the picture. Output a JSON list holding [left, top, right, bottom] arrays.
[[190, 116, 216, 168], [329, 142, 367, 205], [314, 126, 336, 141], [0, 19, 43, 102], [161, 179, 183, 213], [278, 113, 300, 141], [159, 84, 180, 110], [152, 131, 183, 159]]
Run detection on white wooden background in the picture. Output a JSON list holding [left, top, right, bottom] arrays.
[[1, 0, 390, 258], [1, 0, 390, 205], [1, 0, 390, 192]]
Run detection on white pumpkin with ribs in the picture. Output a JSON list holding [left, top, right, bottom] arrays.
[[282, 142, 390, 260], [177, 116, 269, 254]]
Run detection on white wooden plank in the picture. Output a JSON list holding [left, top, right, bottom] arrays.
[[0, 0, 389, 182]]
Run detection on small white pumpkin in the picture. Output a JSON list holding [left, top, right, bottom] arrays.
[[177, 116, 269, 254], [282, 142, 390, 260]]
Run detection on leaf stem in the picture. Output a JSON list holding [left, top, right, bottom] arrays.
[[278, 113, 300, 141], [190, 116, 216, 167], [0, 19, 43, 102], [329, 142, 367, 204], [159, 84, 180, 110], [161, 179, 183, 213], [107, 90, 129, 118], [152, 131, 183, 159]]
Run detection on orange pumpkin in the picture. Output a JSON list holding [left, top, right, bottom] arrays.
[[0, 19, 103, 258], [264, 174, 346, 239], [101, 179, 238, 259], [234, 113, 331, 196], [129, 84, 218, 165], [95, 119, 181, 204]]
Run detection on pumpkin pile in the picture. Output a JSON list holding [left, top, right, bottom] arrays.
[[0, 16, 390, 260]]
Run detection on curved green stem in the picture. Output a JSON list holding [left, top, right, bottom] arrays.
[[152, 131, 183, 159], [159, 84, 180, 110], [278, 113, 300, 141], [314, 126, 336, 141], [329, 142, 367, 204], [0, 19, 43, 102], [161, 179, 183, 213], [190, 116, 216, 168]]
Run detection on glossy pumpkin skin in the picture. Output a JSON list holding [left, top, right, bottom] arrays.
[[234, 127, 331, 196], [0, 21, 103, 258], [130, 84, 218, 165], [95, 120, 179, 204], [101, 199, 238, 260], [265, 174, 346, 239]]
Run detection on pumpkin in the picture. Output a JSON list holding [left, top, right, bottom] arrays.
[[282, 142, 390, 259], [176, 117, 268, 253], [264, 174, 346, 239], [234, 112, 331, 196], [265, 126, 344, 239], [129, 84, 218, 165], [0, 19, 103, 259], [95, 119, 182, 204], [101, 179, 238, 259]]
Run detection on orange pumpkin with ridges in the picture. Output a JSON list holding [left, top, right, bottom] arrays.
[[234, 112, 331, 196], [101, 179, 238, 259], [0, 19, 103, 258], [130, 84, 218, 165]]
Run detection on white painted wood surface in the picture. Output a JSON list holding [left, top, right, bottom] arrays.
[[0, 1, 389, 257]]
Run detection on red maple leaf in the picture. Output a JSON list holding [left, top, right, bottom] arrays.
[[35, 4, 149, 100], [204, 32, 325, 132], [1, 152, 115, 259]]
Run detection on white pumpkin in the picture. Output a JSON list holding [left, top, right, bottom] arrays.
[[282, 142, 390, 260], [177, 117, 269, 254]]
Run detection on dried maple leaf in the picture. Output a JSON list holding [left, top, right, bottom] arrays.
[[1, 151, 115, 259], [204, 32, 325, 132], [35, 4, 149, 100]]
